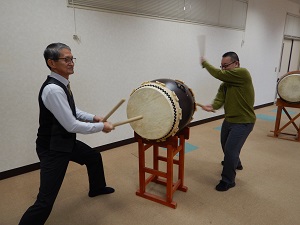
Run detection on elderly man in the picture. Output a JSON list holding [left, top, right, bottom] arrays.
[[19, 43, 115, 225]]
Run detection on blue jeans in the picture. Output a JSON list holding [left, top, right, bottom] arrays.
[[220, 120, 254, 184]]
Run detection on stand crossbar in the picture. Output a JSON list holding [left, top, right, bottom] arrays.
[[269, 98, 300, 141]]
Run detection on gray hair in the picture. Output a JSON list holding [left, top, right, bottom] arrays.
[[43, 43, 71, 70]]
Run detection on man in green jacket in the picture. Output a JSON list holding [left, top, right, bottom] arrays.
[[200, 51, 256, 191]]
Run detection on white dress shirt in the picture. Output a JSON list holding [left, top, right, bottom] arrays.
[[41, 72, 104, 134]]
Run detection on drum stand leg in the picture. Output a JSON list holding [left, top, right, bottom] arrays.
[[135, 127, 189, 209], [270, 98, 300, 141]]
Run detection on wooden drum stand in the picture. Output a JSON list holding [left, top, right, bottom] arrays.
[[134, 127, 190, 209], [270, 98, 300, 141]]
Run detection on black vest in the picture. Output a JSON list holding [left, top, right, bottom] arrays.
[[36, 76, 76, 152]]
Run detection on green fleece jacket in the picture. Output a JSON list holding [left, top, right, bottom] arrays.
[[202, 61, 256, 123]]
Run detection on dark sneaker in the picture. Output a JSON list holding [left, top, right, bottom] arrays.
[[215, 180, 236, 192], [221, 161, 243, 170], [88, 187, 115, 197]]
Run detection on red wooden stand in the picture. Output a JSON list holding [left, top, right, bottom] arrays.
[[270, 98, 300, 141], [135, 127, 189, 209]]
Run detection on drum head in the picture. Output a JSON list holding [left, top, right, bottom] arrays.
[[277, 73, 300, 103], [127, 84, 180, 140]]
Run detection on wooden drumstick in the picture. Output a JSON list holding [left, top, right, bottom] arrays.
[[196, 102, 215, 113], [102, 99, 126, 122], [113, 115, 143, 127]]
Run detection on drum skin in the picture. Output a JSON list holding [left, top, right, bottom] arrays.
[[127, 78, 196, 141], [277, 71, 300, 103]]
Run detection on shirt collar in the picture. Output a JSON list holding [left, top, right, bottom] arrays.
[[49, 71, 69, 86]]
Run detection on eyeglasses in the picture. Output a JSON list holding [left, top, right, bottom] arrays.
[[220, 61, 236, 69], [57, 57, 76, 64]]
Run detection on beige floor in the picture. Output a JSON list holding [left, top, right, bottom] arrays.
[[1, 104, 300, 225]]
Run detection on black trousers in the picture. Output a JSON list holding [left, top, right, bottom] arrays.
[[19, 140, 106, 225], [220, 120, 254, 184]]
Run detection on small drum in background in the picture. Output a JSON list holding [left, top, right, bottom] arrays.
[[277, 71, 300, 103], [127, 78, 196, 142]]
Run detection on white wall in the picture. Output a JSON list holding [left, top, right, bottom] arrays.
[[0, 0, 298, 172]]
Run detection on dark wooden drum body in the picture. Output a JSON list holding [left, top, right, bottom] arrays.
[[127, 78, 196, 141], [277, 71, 300, 103]]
